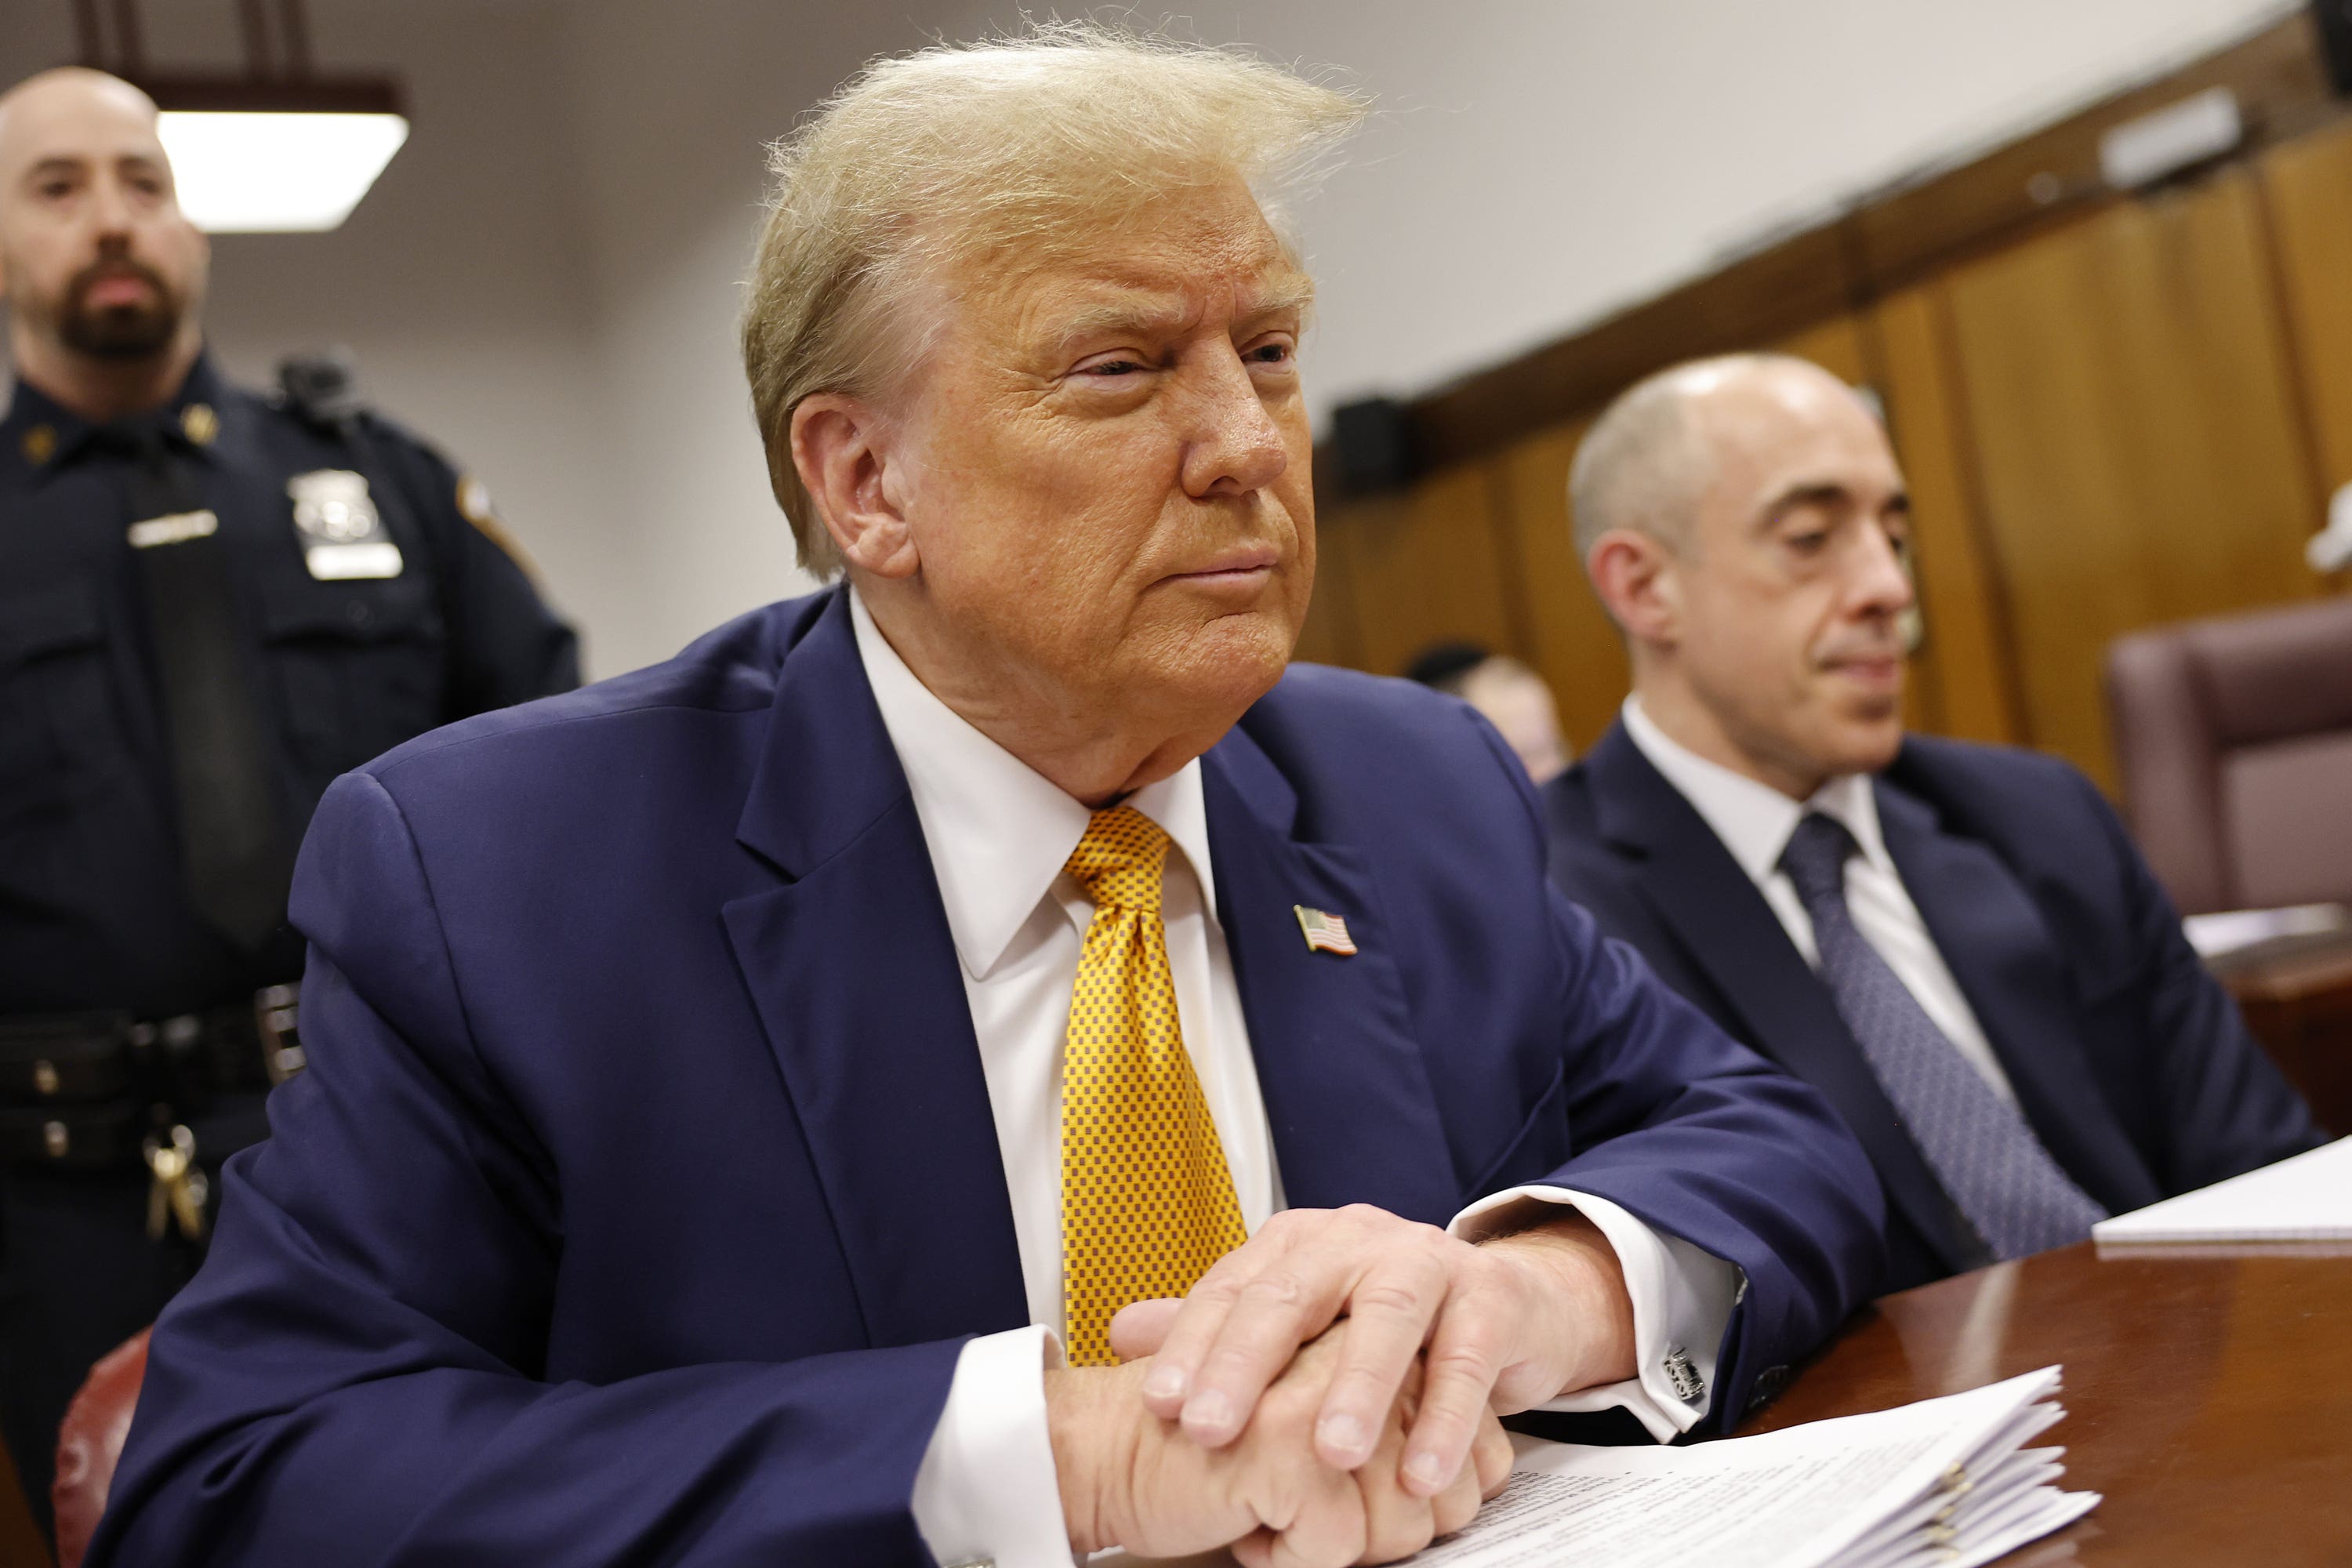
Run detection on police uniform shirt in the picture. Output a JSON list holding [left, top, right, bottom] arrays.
[[0, 353, 580, 1019]]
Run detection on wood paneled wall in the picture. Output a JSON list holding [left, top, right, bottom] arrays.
[[1302, 20, 2352, 793], [2266, 118, 2352, 496], [1936, 166, 2328, 790]]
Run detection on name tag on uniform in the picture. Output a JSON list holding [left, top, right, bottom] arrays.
[[127, 510, 219, 549], [288, 469, 404, 581]]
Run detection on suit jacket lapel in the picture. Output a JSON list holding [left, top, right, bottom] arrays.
[[721, 590, 1029, 1348], [1584, 725, 1984, 1271], [1201, 727, 1462, 1223], [1875, 778, 2161, 1212]]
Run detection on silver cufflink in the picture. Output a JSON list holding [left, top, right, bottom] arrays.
[[1664, 1345, 1706, 1403]]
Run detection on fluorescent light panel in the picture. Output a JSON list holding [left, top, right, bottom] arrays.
[[157, 111, 408, 233]]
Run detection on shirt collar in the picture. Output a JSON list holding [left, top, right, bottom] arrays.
[[2, 368, 89, 477], [3, 349, 226, 474], [170, 351, 227, 419], [849, 586, 1218, 980], [1620, 694, 1890, 886]]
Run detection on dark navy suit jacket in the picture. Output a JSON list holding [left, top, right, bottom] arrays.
[[93, 591, 1883, 1566], [1544, 722, 2322, 1294]]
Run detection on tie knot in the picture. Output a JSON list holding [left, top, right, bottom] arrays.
[[1065, 805, 1171, 911], [1779, 811, 1859, 906]]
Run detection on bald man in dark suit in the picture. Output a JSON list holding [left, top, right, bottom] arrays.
[[1543, 353, 2321, 1292]]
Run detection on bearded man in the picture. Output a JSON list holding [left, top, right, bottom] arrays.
[[0, 67, 575, 1541]]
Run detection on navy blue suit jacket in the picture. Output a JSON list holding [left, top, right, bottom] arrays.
[[93, 592, 1882, 1566], [1544, 723, 2322, 1294]]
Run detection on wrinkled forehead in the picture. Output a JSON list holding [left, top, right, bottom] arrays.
[[0, 78, 168, 185], [949, 180, 1312, 347], [1695, 369, 1900, 517]]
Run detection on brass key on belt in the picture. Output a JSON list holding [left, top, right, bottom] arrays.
[[143, 1123, 210, 1243]]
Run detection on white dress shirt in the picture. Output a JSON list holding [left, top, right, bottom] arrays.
[[846, 598, 1738, 1566], [1620, 696, 2018, 1102]]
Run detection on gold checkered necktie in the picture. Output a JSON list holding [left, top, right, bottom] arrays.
[[1058, 805, 1250, 1367]]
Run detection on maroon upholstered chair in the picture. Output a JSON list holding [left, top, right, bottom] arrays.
[[2106, 596, 2352, 916], [50, 1329, 149, 1568]]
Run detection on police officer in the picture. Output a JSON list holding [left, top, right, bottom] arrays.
[[0, 67, 578, 1537]]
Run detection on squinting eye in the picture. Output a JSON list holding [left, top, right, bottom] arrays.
[[1788, 532, 1830, 553], [1081, 359, 1146, 378]]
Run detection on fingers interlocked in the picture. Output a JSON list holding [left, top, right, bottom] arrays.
[[1226, 1371, 1505, 1568], [1134, 1204, 1576, 1500]]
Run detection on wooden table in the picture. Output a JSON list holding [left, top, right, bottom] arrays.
[[23, 1250, 2331, 1568], [1743, 1240, 2352, 1565], [2216, 930, 2352, 1136]]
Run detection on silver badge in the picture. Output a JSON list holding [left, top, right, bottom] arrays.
[[289, 469, 381, 543], [287, 469, 403, 580], [1663, 1345, 1707, 1403]]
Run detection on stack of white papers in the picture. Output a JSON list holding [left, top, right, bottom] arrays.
[[2182, 902, 2348, 961], [2173, 902, 2343, 964], [2092, 1135, 2352, 1247], [1404, 1367, 2095, 1568]]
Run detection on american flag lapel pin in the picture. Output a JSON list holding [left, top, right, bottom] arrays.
[[1293, 905, 1359, 956]]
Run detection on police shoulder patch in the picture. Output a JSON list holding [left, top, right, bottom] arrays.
[[455, 473, 543, 580], [456, 474, 498, 527]]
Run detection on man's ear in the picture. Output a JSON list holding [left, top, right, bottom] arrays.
[[791, 393, 918, 579], [1586, 528, 1682, 648]]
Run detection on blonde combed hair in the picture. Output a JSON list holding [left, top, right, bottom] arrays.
[[742, 22, 1367, 575]]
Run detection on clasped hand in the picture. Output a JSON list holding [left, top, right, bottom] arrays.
[[1048, 1203, 1638, 1566]]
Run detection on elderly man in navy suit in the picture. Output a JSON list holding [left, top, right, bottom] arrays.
[[1544, 352, 2321, 1297], [89, 35, 1885, 1568]]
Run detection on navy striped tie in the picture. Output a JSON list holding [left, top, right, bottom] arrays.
[[1779, 812, 2105, 1261]]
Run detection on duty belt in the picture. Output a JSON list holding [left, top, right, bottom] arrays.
[[0, 985, 305, 1173]]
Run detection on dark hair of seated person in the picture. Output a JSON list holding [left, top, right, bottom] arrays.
[[1404, 641, 1494, 693]]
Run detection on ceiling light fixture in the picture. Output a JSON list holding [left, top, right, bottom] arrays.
[[74, 0, 410, 234]]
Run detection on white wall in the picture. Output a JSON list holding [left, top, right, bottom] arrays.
[[550, 0, 1001, 675], [4, 0, 2308, 677]]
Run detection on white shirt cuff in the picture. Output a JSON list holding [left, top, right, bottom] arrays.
[[910, 1325, 1078, 1568], [1450, 1185, 1744, 1443]]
